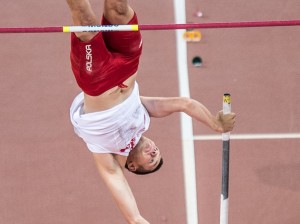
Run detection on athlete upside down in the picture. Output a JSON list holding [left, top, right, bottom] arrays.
[[66, 0, 236, 223]]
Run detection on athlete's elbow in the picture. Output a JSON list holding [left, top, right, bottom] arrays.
[[181, 97, 195, 113]]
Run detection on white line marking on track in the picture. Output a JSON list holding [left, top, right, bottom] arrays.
[[193, 133, 300, 141], [174, 0, 198, 224]]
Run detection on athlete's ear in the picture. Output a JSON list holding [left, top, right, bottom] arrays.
[[126, 161, 137, 172]]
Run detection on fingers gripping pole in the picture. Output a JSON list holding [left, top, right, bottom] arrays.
[[220, 93, 231, 224]]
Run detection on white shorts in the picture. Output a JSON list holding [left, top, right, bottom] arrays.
[[70, 82, 150, 156]]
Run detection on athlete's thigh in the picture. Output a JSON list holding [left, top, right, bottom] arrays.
[[69, 0, 99, 41]]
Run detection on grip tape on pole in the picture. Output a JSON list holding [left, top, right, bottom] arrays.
[[222, 94, 231, 141], [223, 93, 231, 114]]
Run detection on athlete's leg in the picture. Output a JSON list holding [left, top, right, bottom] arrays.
[[66, 0, 98, 41], [103, 0, 134, 25], [68, 0, 112, 93], [101, 0, 141, 55]]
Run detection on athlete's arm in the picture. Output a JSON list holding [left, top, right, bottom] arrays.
[[92, 153, 150, 224], [140, 96, 235, 133]]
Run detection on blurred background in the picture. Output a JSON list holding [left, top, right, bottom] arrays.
[[0, 1, 299, 223]]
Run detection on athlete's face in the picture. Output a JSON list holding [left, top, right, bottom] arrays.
[[135, 137, 162, 171], [127, 136, 162, 173]]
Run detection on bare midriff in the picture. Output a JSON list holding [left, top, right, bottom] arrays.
[[83, 73, 137, 113]]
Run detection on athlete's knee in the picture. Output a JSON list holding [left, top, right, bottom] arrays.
[[67, 0, 89, 12], [104, 0, 134, 24], [67, 0, 97, 26], [105, 0, 129, 15]]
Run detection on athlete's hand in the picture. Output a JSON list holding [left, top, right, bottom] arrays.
[[215, 110, 236, 133]]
